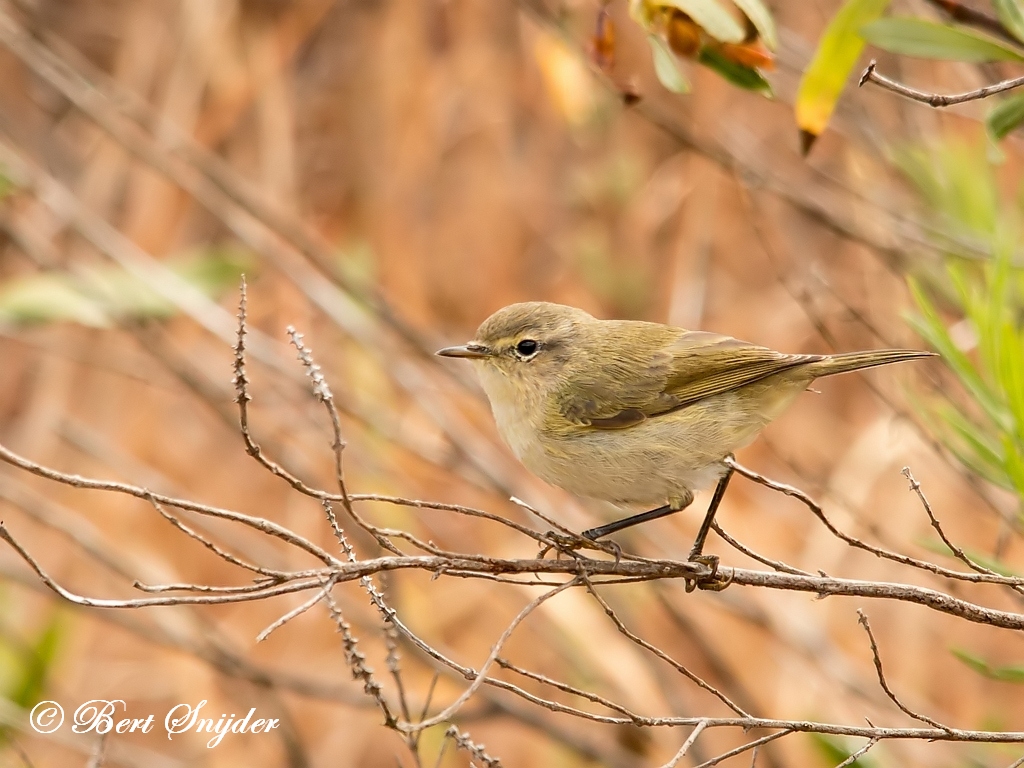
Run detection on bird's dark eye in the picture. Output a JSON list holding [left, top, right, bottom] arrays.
[[515, 339, 539, 357]]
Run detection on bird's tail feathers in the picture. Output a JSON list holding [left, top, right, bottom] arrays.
[[806, 349, 935, 379]]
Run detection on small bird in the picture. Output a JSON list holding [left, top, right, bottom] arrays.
[[437, 302, 932, 561]]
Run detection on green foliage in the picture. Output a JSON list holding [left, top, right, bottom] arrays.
[[810, 733, 881, 766], [994, 0, 1024, 44], [896, 141, 1024, 507], [861, 17, 1024, 62], [731, 0, 777, 49], [952, 647, 1024, 683], [648, 34, 690, 94], [795, 0, 891, 146], [698, 47, 772, 95], [800, 2, 1024, 144], [917, 537, 1020, 575], [665, 0, 744, 43], [7, 612, 63, 709], [0, 604, 65, 745], [987, 92, 1024, 141], [0, 248, 252, 328], [630, 0, 775, 96]]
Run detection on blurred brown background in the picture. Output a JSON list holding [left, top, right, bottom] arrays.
[[0, 0, 1021, 766]]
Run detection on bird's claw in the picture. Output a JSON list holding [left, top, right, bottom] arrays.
[[538, 532, 622, 565], [684, 553, 732, 592]]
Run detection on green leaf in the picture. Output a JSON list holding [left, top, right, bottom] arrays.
[[8, 611, 64, 708], [0, 250, 251, 328], [997, 323, 1024, 441], [994, 0, 1024, 44], [661, 0, 745, 43], [0, 273, 110, 327], [917, 538, 1021, 575], [933, 401, 1009, 487], [861, 17, 1024, 62], [698, 47, 773, 95], [648, 35, 690, 93], [988, 92, 1024, 140], [908, 278, 1008, 429], [953, 647, 1024, 683], [730, 0, 777, 49], [795, 0, 891, 150], [810, 734, 881, 767]]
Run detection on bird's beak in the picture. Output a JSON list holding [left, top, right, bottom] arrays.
[[436, 343, 491, 359]]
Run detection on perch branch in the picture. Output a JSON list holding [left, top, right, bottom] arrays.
[[860, 60, 1024, 107]]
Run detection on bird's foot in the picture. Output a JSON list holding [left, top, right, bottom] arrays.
[[538, 531, 621, 565], [684, 553, 732, 592]]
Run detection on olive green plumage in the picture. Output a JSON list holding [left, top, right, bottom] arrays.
[[438, 302, 932, 512]]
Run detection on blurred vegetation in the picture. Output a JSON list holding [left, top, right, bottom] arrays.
[[0, 604, 63, 744], [897, 140, 1024, 509], [0, 247, 251, 327], [811, 733, 882, 767], [954, 647, 1024, 683], [2, 0, 1024, 766]]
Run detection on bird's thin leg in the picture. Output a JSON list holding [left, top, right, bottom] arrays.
[[687, 466, 734, 561], [582, 498, 692, 541]]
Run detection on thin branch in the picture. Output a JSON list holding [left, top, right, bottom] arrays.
[[581, 575, 751, 718], [409, 578, 579, 732], [385, 620, 414, 728], [0, 524, 327, 608], [693, 730, 792, 768], [358, 493, 567, 550], [324, 590, 398, 727], [859, 60, 1024, 107], [256, 578, 338, 643], [443, 725, 502, 768], [711, 522, 812, 576], [727, 458, 1024, 589], [857, 610, 952, 732], [495, 657, 646, 723], [144, 491, 285, 578], [833, 737, 880, 768], [661, 720, 708, 768], [133, 581, 281, 595], [902, 467, 1014, 584], [286, 326, 402, 555], [0, 440, 342, 567]]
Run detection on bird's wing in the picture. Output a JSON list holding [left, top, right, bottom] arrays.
[[556, 329, 820, 430]]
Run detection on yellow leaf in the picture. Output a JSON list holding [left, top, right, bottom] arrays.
[[796, 0, 891, 152], [534, 31, 597, 126]]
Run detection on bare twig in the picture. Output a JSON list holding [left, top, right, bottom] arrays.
[[859, 60, 1024, 107], [410, 578, 579, 732], [661, 720, 709, 768], [0, 440, 342, 567], [443, 725, 502, 768], [693, 730, 792, 768], [256, 578, 338, 643], [495, 657, 645, 722], [727, 458, 1024, 589], [144, 491, 285, 579], [581, 575, 751, 717], [712, 521, 812, 576], [857, 610, 952, 732], [324, 590, 398, 727], [902, 467, 1013, 584], [833, 737, 880, 768]]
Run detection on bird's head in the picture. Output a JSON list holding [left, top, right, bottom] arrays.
[[437, 301, 593, 399]]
